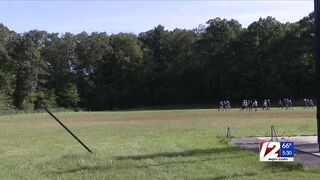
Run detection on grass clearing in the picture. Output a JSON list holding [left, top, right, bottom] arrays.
[[0, 108, 319, 179]]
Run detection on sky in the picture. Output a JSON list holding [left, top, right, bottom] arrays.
[[0, 1, 314, 35]]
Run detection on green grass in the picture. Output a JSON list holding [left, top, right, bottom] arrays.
[[0, 107, 319, 179]]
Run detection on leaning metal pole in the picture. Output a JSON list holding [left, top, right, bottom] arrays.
[[315, 0, 320, 152], [44, 108, 93, 153]]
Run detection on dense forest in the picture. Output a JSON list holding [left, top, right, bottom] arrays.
[[0, 13, 316, 111]]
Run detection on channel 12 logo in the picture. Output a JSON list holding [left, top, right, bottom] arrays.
[[259, 142, 294, 161]]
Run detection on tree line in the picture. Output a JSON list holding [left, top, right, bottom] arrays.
[[0, 13, 316, 111]]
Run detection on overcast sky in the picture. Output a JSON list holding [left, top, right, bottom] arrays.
[[0, 1, 314, 35]]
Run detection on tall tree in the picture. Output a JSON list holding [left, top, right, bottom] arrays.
[[42, 33, 79, 107], [75, 32, 111, 109], [10, 35, 41, 111], [195, 18, 242, 100], [93, 33, 143, 108]]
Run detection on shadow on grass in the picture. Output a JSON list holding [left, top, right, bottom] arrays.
[[55, 159, 210, 174], [51, 145, 305, 177], [54, 165, 111, 174], [208, 172, 257, 180], [116, 146, 239, 160], [53, 154, 244, 174], [52, 146, 242, 174]]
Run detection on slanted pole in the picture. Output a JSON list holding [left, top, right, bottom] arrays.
[[44, 108, 92, 153]]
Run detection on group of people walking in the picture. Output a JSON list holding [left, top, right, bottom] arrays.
[[240, 99, 259, 111], [261, 99, 272, 110], [217, 98, 316, 111], [278, 98, 293, 110], [218, 100, 231, 111], [304, 98, 315, 109]]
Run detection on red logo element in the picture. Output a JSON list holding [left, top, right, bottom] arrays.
[[259, 142, 281, 161], [259, 142, 280, 157]]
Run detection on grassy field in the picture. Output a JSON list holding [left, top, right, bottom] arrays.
[[0, 107, 320, 179]]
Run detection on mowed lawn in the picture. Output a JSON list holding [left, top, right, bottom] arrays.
[[1, 108, 320, 179]]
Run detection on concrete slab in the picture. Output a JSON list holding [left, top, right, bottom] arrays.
[[256, 136, 318, 145], [232, 136, 320, 168]]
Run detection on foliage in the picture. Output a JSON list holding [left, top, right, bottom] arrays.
[[60, 83, 80, 107], [0, 13, 316, 110]]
